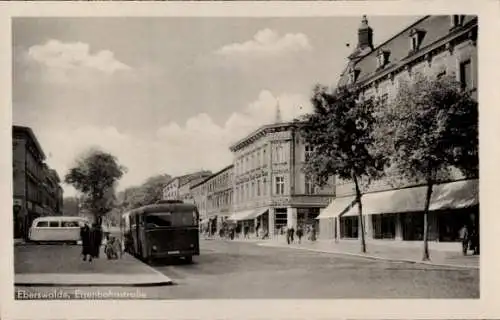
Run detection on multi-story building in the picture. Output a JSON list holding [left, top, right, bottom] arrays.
[[317, 15, 478, 243], [228, 110, 335, 237], [162, 170, 212, 201], [13, 126, 64, 239], [190, 165, 234, 234]]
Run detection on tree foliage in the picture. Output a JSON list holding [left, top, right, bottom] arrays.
[[64, 149, 126, 223], [118, 174, 172, 210], [299, 85, 385, 185], [298, 85, 385, 252], [374, 74, 478, 182], [373, 73, 478, 260]]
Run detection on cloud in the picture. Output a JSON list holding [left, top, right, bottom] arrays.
[[20, 40, 131, 84], [42, 90, 311, 197], [215, 29, 312, 57]]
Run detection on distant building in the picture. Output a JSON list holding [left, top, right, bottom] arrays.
[[190, 164, 234, 234], [162, 170, 212, 201], [228, 104, 335, 237], [13, 125, 64, 239], [317, 15, 478, 242]]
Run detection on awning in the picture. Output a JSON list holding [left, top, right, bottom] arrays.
[[342, 179, 479, 217], [429, 179, 478, 211], [227, 209, 256, 221], [228, 208, 269, 221], [246, 207, 268, 220], [316, 196, 356, 219]]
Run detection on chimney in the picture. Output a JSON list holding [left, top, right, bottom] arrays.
[[357, 15, 373, 51]]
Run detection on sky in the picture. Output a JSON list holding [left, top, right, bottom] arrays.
[[12, 15, 420, 197]]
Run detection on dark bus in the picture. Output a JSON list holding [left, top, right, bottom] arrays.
[[121, 200, 200, 263]]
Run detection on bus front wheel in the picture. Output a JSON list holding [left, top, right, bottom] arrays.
[[184, 256, 193, 264]]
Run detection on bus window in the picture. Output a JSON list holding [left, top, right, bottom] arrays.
[[145, 211, 198, 228]]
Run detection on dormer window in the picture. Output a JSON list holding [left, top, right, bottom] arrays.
[[376, 49, 390, 68], [348, 66, 360, 84], [450, 15, 465, 28], [409, 28, 426, 52]]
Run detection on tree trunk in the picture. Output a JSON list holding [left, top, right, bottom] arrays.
[[422, 180, 434, 261], [352, 173, 366, 253]]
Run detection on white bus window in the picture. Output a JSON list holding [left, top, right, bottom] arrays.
[[48, 221, 60, 228], [62, 221, 79, 227], [36, 221, 48, 227]]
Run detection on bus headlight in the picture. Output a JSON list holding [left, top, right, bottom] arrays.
[[152, 245, 157, 251]]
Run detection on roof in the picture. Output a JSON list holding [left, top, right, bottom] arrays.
[[337, 15, 477, 88], [13, 125, 46, 160], [190, 164, 234, 190], [33, 216, 88, 221], [229, 121, 302, 152]]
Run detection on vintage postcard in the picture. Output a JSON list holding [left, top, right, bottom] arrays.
[[1, 1, 499, 319]]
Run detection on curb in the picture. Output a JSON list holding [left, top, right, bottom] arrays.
[[258, 243, 479, 270]]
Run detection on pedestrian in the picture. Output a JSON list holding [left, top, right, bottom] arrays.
[[310, 224, 317, 242], [80, 222, 91, 262], [296, 225, 303, 244], [290, 227, 295, 243], [286, 227, 291, 245], [89, 223, 103, 260], [459, 224, 469, 255]]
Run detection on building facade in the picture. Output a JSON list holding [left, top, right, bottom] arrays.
[[13, 126, 64, 239], [162, 170, 212, 201], [204, 165, 234, 234], [229, 120, 335, 237], [317, 15, 478, 242]]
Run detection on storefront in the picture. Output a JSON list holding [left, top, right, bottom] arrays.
[[317, 179, 479, 243]]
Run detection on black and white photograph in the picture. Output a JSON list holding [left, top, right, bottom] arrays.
[[9, 12, 481, 302]]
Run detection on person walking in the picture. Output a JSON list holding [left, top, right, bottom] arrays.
[[290, 226, 295, 244], [80, 222, 91, 262], [459, 224, 469, 255], [296, 225, 304, 244], [310, 224, 317, 242], [286, 227, 291, 245], [89, 223, 103, 260]]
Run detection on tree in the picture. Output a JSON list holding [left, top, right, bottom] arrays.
[[373, 74, 478, 260], [118, 174, 172, 210], [65, 148, 126, 225], [298, 85, 385, 253]]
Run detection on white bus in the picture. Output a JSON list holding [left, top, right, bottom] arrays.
[[28, 216, 89, 244]]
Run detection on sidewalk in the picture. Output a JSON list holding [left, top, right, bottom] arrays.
[[15, 244, 172, 287], [258, 239, 479, 269]]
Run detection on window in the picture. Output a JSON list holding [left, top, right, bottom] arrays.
[[48, 221, 59, 228], [305, 176, 315, 195], [257, 179, 261, 196], [62, 221, 79, 227], [451, 15, 464, 28], [376, 50, 389, 68], [305, 145, 313, 162], [409, 29, 424, 51], [36, 221, 48, 227], [275, 176, 285, 195], [459, 59, 473, 90], [263, 177, 267, 196], [263, 148, 266, 165], [251, 181, 255, 198]]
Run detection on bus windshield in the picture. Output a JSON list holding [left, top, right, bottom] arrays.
[[145, 211, 198, 228]]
